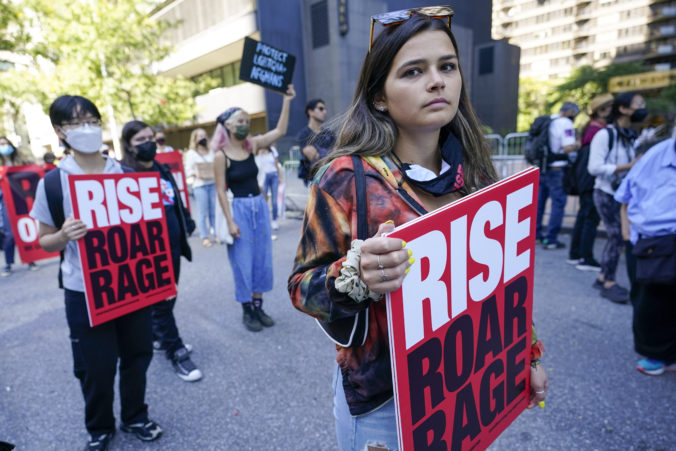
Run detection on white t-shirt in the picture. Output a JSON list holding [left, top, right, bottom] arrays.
[[184, 148, 215, 188], [548, 114, 576, 168], [255, 147, 279, 175], [30, 155, 124, 292]]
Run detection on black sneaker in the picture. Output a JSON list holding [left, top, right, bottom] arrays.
[[592, 279, 604, 290], [120, 420, 162, 442], [252, 299, 275, 327], [601, 284, 629, 304], [84, 431, 114, 451], [576, 257, 601, 272], [242, 303, 263, 332], [172, 347, 202, 382]]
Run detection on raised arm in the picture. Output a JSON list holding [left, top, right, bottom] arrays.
[[252, 84, 296, 151]]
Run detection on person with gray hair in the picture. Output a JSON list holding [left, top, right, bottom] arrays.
[[536, 101, 580, 249]]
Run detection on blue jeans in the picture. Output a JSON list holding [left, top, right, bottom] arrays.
[[569, 192, 600, 260], [333, 364, 399, 451], [536, 168, 567, 243], [1, 198, 15, 266], [263, 172, 279, 220], [227, 195, 273, 302], [193, 183, 216, 240]]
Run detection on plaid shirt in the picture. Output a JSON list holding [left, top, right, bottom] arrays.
[[288, 155, 540, 415]]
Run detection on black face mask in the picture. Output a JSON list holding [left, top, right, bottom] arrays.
[[397, 133, 465, 197], [135, 141, 157, 162], [198, 138, 208, 147], [630, 108, 648, 124]]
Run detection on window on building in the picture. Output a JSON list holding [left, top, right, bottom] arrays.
[[191, 60, 243, 96], [311, 0, 330, 49], [478, 46, 494, 75]]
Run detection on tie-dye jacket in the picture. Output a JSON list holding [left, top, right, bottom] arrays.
[[288, 154, 540, 416]]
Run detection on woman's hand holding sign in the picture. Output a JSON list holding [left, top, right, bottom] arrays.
[[360, 221, 412, 294], [528, 364, 549, 409]]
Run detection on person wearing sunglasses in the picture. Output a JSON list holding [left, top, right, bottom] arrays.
[[289, 8, 548, 450], [297, 98, 335, 186], [154, 129, 174, 153]]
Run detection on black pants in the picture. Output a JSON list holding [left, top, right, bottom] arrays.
[[151, 257, 184, 359], [65, 289, 153, 435], [569, 192, 600, 260], [633, 280, 676, 362]]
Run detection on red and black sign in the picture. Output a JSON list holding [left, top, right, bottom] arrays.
[[0, 165, 58, 263], [155, 151, 190, 212], [69, 173, 177, 326], [386, 168, 540, 451]]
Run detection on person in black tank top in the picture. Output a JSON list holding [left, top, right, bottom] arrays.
[[212, 85, 296, 332]]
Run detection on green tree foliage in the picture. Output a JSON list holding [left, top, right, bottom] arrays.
[[2, 0, 203, 127], [548, 62, 651, 111], [517, 77, 554, 132]]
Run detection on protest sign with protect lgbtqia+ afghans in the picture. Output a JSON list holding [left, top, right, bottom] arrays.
[[239, 36, 295, 93], [69, 172, 177, 327], [386, 167, 540, 451]]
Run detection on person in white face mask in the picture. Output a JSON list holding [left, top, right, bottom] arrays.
[[29, 95, 162, 450]]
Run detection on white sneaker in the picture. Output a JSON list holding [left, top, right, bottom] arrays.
[[271, 220, 279, 230]]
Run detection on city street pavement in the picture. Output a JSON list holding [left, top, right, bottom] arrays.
[[1, 215, 674, 450]]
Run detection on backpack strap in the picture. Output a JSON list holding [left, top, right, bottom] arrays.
[[44, 168, 66, 288], [351, 155, 368, 240], [604, 127, 616, 164]]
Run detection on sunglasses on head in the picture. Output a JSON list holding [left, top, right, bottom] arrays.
[[369, 5, 454, 52]]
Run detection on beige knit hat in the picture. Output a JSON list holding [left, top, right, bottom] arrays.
[[588, 93, 613, 114]]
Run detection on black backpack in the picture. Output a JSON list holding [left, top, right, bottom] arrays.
[[563, 127, 614, 195], [524, 115, 552, 168], [524, 115, 571, 170]]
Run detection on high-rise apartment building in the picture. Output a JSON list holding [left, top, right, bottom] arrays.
[[492, 0, 676, 80]]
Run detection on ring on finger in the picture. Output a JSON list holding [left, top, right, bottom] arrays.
[[380, 269, 389, 282], [377, 255, 384, 270]]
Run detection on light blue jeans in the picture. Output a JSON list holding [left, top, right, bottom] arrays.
[[263, 172, 279, 220], [194, 183, 216, 239], [333, 364, 399, 451], [227, 194, 273, 302]]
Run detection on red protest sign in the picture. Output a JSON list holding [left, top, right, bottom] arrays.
[[155, 151, 190, 212], [385, 167, 540, 451], [0, 165, 58, 263], [69, 172, 177, 327]]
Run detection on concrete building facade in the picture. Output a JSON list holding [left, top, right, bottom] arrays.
[[492, 0, 676, 81]]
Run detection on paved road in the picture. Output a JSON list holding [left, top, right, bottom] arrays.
[[1, 216, 674, 450]]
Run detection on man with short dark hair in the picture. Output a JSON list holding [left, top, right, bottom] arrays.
[[296, 99, 334, 185], [536, 101, 580, 249]]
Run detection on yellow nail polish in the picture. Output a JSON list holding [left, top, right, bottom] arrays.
[[408, 249, 413, 257], [408, 257, 415, 265], [385, 220, 394, 224], [538, 401, 545, 408], [405, 267, 410, 274], [401, 240, 406, 248]]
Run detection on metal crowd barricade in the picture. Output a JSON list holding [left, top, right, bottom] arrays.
[[281, 133, 579, 224]]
